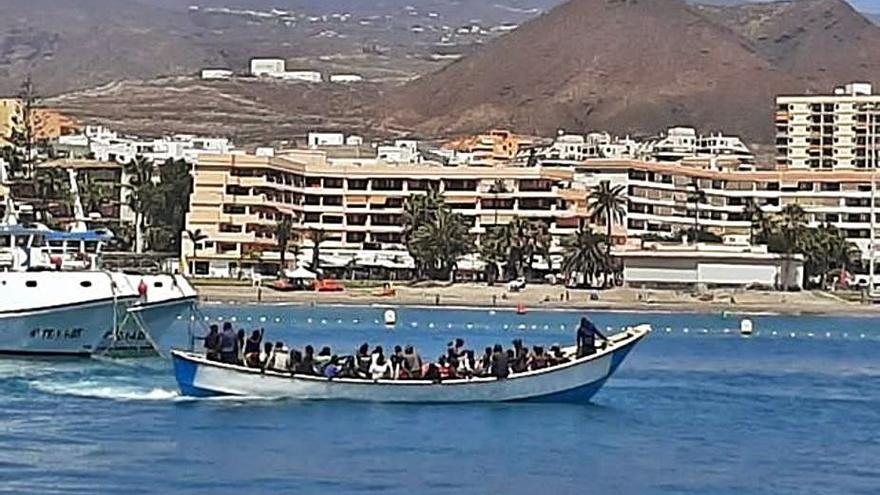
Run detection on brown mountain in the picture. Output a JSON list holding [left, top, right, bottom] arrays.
[[695, 0, 880, 86], [382, 0, 880, 143]]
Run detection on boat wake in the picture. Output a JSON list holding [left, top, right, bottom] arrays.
[[30, 380, 180, 401]]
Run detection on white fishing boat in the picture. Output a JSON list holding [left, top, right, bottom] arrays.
[[171, 324, 650, 402], [100, 273, 198, 356], [0, 270, 140, 356]]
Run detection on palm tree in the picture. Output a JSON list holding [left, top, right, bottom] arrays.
[[275, 216, 294, 273], [561, 226, 605, 288], [410, 206, 474, 280], [686, 180, 707, 244], [403, 187, 443, 278], [588, 180, 626, 253], [78, 172, 117, 218], [182, 228, 208, 275], [776, 204, 808, 290], [479, 226, 508, 285], [743, 198, 763, 245], [123, 156, 156, 254], [488, 178, 508, 227], [587, 180, 626, 286], [309, 227, 327, 272]]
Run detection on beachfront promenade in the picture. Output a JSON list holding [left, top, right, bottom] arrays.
[[193, 281, 873, 316]]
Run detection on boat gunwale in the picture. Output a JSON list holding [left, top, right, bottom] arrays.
[[172, 324, 650, 388]]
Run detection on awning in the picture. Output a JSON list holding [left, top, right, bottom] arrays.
[[284, 267, 318, 280]]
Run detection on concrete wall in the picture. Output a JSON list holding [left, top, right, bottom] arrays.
[[624, 256, 803, 289]]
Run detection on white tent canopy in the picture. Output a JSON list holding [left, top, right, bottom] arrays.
[[284, 266, 318, 280]]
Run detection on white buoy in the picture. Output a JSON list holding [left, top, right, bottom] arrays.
[[740, 319, 754, 336], [384, 309, 397, 326]]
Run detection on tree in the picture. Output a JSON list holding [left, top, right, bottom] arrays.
[[78, 171, 117, 218], [686, 180, 708, 244], [409, 206, 474, 280], [561, 226, 605, 288], [479, 226, 509, 285], [123, 156, 156, 254], [19, 74, 39, 179], [743, 198, 764, 245], [275, 216, 294, 273], [309, 227, 327, 272], [587, 180, 626, 286], [776, 204, 809, 290], [403, 188, 443, 278], [488, 178, 508, 227], [184, 228, 208, 269]]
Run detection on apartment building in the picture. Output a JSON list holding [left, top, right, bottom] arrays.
[[776, 82, 880, 170], [438, 130, 534, 166], [541, 128, 753, 165], [0, 99, 80, 145], [577, 159, 880, 259], [183, 151, 588, 277]]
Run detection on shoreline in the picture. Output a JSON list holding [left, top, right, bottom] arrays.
[[193, 283, 880, 317]]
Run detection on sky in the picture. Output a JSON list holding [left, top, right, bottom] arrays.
[[852, 0, 880, 12]]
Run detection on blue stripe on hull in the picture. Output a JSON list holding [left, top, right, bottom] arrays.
[[519, 377, 609, 403], [173, 352, 224, 397]]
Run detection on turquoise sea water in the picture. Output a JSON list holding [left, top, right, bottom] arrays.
[[1, 305, 879, 494]]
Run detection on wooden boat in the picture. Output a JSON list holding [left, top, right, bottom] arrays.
[[171, 324, 650, 403]]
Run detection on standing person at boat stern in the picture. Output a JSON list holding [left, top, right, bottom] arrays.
[[576, 316, 607, 358]]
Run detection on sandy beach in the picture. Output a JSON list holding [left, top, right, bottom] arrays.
[[193, 281, 880, 316]]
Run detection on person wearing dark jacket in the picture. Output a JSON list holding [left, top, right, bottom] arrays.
[[204, 325, 221, 361], [491, 344, 509, 379], [576, 316, 607, 358]]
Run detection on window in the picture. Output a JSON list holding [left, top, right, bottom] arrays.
[[80, 281, 92, 288], [222, 205, 246, 215], [26, 281, 37, 288]]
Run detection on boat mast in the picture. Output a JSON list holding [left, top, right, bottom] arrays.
[[67, 168, 88, 233]]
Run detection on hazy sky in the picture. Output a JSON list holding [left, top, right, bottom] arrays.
[[852, 0, 880, 12]]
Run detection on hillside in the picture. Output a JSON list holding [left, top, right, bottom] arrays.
[[694, 0, 880, 87], [381, 0, 809, 142], [0, 0, 558, 96]]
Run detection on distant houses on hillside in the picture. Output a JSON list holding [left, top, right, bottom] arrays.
[[198, 57, 364, 85]]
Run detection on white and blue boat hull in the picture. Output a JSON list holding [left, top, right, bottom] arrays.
[[172, 324, 650, 403], [0, 298, 137, 356]]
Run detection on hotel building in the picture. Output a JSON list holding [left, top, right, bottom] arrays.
[[183, 151, 589, 277], [776, 82, 880, 170], [575, 158, 880, 259]]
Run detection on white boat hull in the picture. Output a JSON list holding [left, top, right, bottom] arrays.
[[172, 324, 650, 403], [0, 297, 137, 356]]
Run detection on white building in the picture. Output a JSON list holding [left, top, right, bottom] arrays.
[[58, 126, 233, 165], [307, 132, 346, 148], [618, 243, 804, 289], [329, 74, 364, 83], [200, 69, 234, 80], [250, 58, 286, 77], [776, 82, 880, 170], [378, 140, 421, 164], [281, 71, 322, 83]]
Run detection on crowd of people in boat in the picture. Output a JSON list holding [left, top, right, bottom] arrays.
[[201, 317, 608, 381]]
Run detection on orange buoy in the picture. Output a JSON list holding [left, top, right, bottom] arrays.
[[516, 303, 527, 315]]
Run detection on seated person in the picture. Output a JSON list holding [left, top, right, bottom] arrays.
[[457, 350, 475, 378], [356, 343, 371, 376], [438, 356, 455, 379], [476, 347, 493, 377], [422, 361, 441, 381], [298, 345, 317, 375], [323, 355, 341, 378], [403, 345, 423, 378], [549, 345, 569, 366], [287, 348, 303, 374], [529, 346, 548, 371], [259, 342, 273, 369], [339, 356, 359, 378], [491, 345, 510, 379], [369, 355, 391, 380], [269, 342, 289, 372], [315, 346, 333, 367], [244, 330, 263, 367]]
